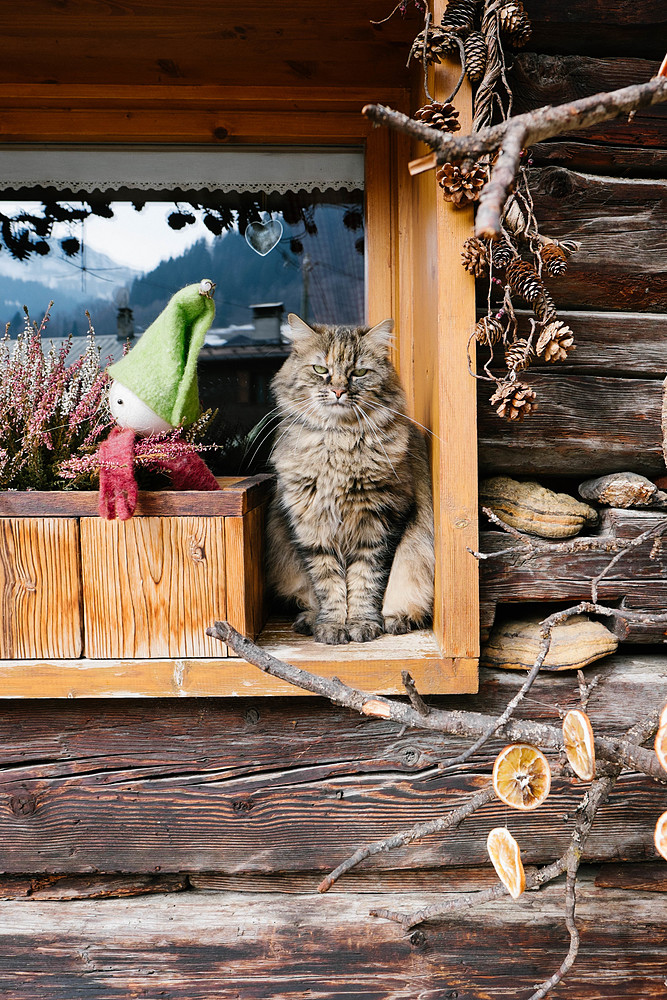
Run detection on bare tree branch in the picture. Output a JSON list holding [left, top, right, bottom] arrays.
[[362, 72, 667, 235], [206, 620, 664, 781]]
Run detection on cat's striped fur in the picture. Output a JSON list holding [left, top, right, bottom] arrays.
[[266, 314, 434, 645]]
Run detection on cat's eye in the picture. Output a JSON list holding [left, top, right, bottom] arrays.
[[312, 365, 328, 375], [351, 368, 369, 377]]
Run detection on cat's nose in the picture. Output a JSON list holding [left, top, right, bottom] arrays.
[[332, 387, 347, 399]]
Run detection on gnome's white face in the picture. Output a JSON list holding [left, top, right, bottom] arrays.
[[109, 380, 173, 436]]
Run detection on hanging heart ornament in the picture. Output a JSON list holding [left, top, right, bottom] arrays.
[[245, 219, 284, 256]]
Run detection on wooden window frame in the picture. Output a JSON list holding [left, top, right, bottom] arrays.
[[0, 72, 478, 697]]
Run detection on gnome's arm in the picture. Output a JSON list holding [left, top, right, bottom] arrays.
[[98, 426, 139, 521], [154, 452, 220, 492]]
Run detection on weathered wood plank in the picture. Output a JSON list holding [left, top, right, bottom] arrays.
[[0, 876, 665, 998], [0, 654, 662, 874], [523, 0, 667, 59], [80, 516, 228, 658], [0, 519, 82, 659], [0, 476, 272, 518], [529, 139, 667, 178], [523, 168, 667, 313], [595, 862, 667, 892], [511, 54, 667, 147], [484, 309, 667, 376], [0, 873, 187, 900], [478, 375, 664, 477], [480, 509, 667, 607]]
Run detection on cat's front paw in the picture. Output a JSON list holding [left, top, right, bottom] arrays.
[[347, 619, 384, 643], [314, 622, 350, 645], [292, 611, 315, 635]]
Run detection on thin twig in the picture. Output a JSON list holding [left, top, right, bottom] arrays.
[[318, 783, 495, 893], [401, 670, 430, 716]]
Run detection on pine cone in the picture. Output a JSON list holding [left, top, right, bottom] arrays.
[[557, 238, 582, 257], [539, 242, 568, 276], [474, 315, 504, 346], [490, 380, 537, 421], [464, 31, 487, 82], [536, 321, 576, 363], [490, 239, 514, 269], [461, 237, 488, 276], [505, 260, 543, 304], [414, 101, 461, 134], [504, 338, 533, 372], [498, 1, 532, 46], [533, 287, 557, 325], [410, 25, 459, 63], [437, 162, 487, 206], [440, 0, 478, 34]]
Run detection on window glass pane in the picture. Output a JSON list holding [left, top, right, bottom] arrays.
[[0, 175, 364, 472]]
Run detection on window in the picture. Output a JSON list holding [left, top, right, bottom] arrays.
[[0, 95, 479, 696]]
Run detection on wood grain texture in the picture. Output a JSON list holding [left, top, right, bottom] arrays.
[[224, 507, 265, 643], [493, 309, 667, 376], [480, 510, 667, 608], [0, 875, 666, 998], [0, 519, 81, 659], [524, 0, 667, 58], [0, 2, 418, 93], [510, 54, 667, 147], [0, 654, 661, 874], [529, 138, 667, 178], [524, 167, 667, 312], [80, 516, 227, 658], [0, 624, 478, 697], [478, 375, 664, 477], [429, 36, 479, 658], [0, 476, 272, 518]]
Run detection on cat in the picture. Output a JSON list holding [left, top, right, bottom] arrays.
[[266, 313, 434, 645]]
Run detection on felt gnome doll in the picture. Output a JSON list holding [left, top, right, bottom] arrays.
[[98, 279, 220, 520]]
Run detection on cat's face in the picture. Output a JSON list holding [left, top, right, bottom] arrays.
[[272, 315, 402, 428]]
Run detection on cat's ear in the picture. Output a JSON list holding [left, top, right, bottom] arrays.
[[364, 319, 394, 353], [286, 313, 316, 343]]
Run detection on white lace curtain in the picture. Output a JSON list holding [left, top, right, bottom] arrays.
[[0, 146, 364, 195]]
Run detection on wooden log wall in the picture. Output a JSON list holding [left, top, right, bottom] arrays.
[[478, 34, 667, 646], [0, 3, 664, 997]]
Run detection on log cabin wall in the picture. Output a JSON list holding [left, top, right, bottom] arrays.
[[0, 3, 665, 998]]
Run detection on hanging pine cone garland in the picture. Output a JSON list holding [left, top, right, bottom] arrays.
[[536, 321, 576, 363], [533, 287, 557, 325], [440, 0, 478, 35], [437, 162, 488, 206], [491, 239, 515, 269], [410, 25, 458, 64], [474, 315, 504, 346], [504, 338, 533, 372], [498, 1, 532, 46], [557, 238, 582, 257], [539, 242, 568, 276], [464, 31, 487, 83], [414, 101, 461, 134], [490, 380, 537, 421], [461, 237, 489, 276]]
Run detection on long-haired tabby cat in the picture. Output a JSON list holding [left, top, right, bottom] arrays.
[[266, 313, 434, 645]]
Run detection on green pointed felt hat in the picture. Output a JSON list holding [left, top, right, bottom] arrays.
[[108, 279, 216, 428]]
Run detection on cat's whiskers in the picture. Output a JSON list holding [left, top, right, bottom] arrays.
[[269, 399, 322, 461], [369, 401, 442, 442], [246, 398, 314, 467], [353, 401, 400, 481]]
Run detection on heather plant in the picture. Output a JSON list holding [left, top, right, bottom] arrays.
[[0, 304, 113, 490], [0, 304, 218, 491]]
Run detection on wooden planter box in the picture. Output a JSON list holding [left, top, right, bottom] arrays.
[[0, 474, 270, 671]]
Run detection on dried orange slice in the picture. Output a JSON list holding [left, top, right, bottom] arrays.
[[655, 726, 667, 773], [563, 708, 596, 781], [487, 827, 526, 899], [492, 743, 551, 811], [654, 811, 667, 861]]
